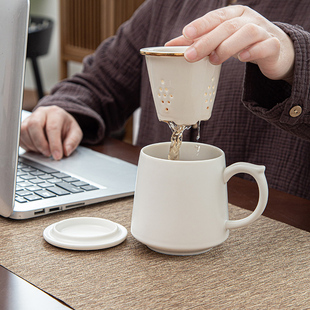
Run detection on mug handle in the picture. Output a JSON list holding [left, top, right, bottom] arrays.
[[223, 162, 268, 229]]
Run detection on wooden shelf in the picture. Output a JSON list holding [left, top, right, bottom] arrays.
[[59, 0, 144, 79]]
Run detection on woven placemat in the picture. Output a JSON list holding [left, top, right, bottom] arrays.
[[0, 197, 309, 309]]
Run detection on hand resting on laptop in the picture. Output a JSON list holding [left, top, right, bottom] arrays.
[[20, 106, 83, 161]]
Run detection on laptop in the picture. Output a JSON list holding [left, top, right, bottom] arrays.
[[0, 0, 137, 220]]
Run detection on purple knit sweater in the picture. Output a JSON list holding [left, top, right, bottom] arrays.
[[36, 0, 310, 199]]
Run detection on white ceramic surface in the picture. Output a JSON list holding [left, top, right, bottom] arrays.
[[131, 142, 268, 255], [43, 217, 127, 250], [141, 46, 221, 125]]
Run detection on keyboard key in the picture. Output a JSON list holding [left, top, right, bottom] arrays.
[[52, 172, 70, 179], [26, 185, 42, 191], [25, 194, 42, 201], [16, 181, 32, 187], [47, 187, 70, 196], [30, 170, 45, 176], [16, 185, 25, 191], [20, 174, 36, 180], [17, 170, 27, 176], [71, 181, 89, 187], [17, 190, 33, 196], [21, 167, 36, 172], [38, 182, 55, 188], [81, 185, 99, 191], [62, 177, 79, 183], [15, 196, 28, 203], [38, 174, 54, 180], [56, 182, 84, 193], [29, 178, 45, 184], [47, 178, 62, 184], [35, 190, 56, 198]]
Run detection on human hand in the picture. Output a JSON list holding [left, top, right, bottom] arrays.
[[20, 106, 83, 160], [166, 5, 295, 83]]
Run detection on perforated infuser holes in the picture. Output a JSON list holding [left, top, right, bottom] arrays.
[[157, 79, 173, 113], [203, 76, 216, 110]]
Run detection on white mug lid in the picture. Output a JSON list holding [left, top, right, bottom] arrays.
[[43, 217, 127, 250]]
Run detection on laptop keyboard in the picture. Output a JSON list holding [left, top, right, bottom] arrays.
[[15, 157, 99, 203]]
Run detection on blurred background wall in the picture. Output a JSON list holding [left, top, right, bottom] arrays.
[[25, 0, 82, 93]]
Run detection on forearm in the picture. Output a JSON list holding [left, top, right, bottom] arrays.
[[242, 22, 310, 141]]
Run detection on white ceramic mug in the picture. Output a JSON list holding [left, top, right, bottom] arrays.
[[140, 46, 221, 126], [131, 142, 268, 255]]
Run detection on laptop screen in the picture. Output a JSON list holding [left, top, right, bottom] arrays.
[[0, 0, 29, 216]]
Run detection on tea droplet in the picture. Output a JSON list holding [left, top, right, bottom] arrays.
[[195, 144, 201, 158], [196, 121, 201, 142]]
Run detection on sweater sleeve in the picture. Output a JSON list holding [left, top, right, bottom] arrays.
[[35, 0, 152, 145], [242, 22, 310, 141]]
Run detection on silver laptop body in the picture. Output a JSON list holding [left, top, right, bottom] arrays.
[[0, 0, 137, 220]]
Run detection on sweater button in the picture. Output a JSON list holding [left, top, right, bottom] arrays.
[[289, 105, 302, 117]]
